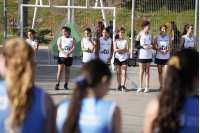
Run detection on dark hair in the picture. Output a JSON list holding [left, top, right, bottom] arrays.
[[98, 21, 102, 26], [27, 29, 36, 39], [141, 20, 150, 29], [115, 27, 125, 39], [62, 59, 112, 133], [170, 22, 181, 43], [152, 49, 199, 133], [62, 26, 71, 35], [102, 27, 110, 34], [183, 24, 193, 35], [84, 28, 92, 37], [159, 24, 167, 34]]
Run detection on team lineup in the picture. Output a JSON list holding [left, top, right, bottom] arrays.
[[25, 20, 196, 93]]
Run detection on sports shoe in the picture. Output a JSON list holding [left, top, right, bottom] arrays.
[[116, 85, 121, 91], [144, 87, 149, 93], [54, 84, 59, 90], [137, 87, 143, 92], [121, 85, 127, 92], [64, 83, 68, 90]]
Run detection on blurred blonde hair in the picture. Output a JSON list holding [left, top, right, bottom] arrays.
[[1, 38, 35, 130]]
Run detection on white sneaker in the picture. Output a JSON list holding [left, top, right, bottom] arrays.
[[137, 87, 143, 92], [144, 87, 149, 93]]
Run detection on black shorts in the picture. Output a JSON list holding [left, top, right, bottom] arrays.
[[58, 57, 73, 66], [154, 58, 169, 65], [114, 58, 128, 66], [138, 59, 152, 63]]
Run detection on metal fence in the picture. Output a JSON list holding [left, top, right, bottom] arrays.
[[0, 0, 198, 65]]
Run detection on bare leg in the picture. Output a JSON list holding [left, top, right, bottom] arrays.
[[122, 65, 127, 86], [139, 63, 145, 87], [164, 65, 168, 75], [56, 64, 64, 84], [115, 65, 121, 86], [157, 65, 163, 88], [65, 66, 71, 84], [145, 63, 151, 87]]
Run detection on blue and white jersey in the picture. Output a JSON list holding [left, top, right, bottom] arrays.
[[156, 34, 170, 59], [99, 37, 112, 64], [59, 36, 74, 57], [183, 35, 195, 49], [82, 37, 95, 63], [56, 98, 116, 133], [0, 81, 46, 133], [179, 97, 199, 133], [115, 39, 128, 62], [138, 32, 152, 59]]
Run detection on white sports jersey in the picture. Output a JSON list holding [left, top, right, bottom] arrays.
[[115, 39, 128, 61], [138, 32, 152, 59], [183, 35, 195, 49], [59, 36, 73, 57], [82, 37, 95, 63], [156, 34, 170, 59], [99, 37, 112, 64], [26, 39, 38, 62]]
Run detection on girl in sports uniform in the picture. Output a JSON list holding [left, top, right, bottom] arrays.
[[81, 28, 96, 65], [97, 27, 113, 65], [54, 27, 76, 90], [56, 59, 121, 133], [135, 21, 153, 93], [26, 29, 39, 62], [179, 24, 196, 50], [143, 49, 199, 133], [153, 24, 173, 91], [0, 38, 55, 133], [114, 27, 129, 92]]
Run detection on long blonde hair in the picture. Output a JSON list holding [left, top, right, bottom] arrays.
[[1, 38, 35, 130]]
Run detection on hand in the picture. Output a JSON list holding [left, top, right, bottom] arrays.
[[65, 52, 69, 58], [34, 46, 37, 51], [159, 50, 165, 55], [143, 46, 149, 49], [106, 57, 111, 63], [148, 45, 153, 49]]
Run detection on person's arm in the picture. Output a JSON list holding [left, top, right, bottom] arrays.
[[123, 40, 129, 53], [57, 37, 68, 57], [179, 37, 185, 50], [81, 39, 88, 52], [191, 36, 196, 50], [68, 38, 76, 55], [152, 36, 164, 55], [143, 99, 159, 133], [112, 106, 121, 133], [135, 34, 148, 50], [89, 38, 96, 50], [34, 41, 39, 51], [43, 93, 56, 133], [107, 40, 114, 63], [165, 35, 173, 54], [96, 27, 100, 39], [148, 34, 154, 49], [97, 38, 100, 59]]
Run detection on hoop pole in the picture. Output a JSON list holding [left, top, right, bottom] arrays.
[[100, 0, 107, 27], [32, 0, 39, 29], [68, 0, 71, 23], [131, 0, 136, 58], [86, 0, 89, 8], [194, 0, 199, 48], [4, 0, 7, 40], [40, 0, 43, 5], [111, 7, 116, 71], [21, 4, 23, 38], [95, 0, 98, 7]]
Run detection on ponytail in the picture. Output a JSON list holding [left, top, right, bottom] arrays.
[[1, 38, 35, 130], [62, 60, 111, 133], [183, 24, 193, 35]]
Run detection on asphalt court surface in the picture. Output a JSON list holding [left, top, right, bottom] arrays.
[[35, 64, 161, 133]]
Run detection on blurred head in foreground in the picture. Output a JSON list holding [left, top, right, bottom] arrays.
[[0, 38, 35, 130], [152, 49, 199, 132]]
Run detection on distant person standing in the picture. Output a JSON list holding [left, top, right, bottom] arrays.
[[95, 21, 103, 42], [179, 24, 196, 50], [10, 18, 17, 27], [26, 29, 39, 63], [153, 24, 173, 91], [108, 21, 113, 39], [170, 21, 182, 55], [54, 27, 76, 90], [135, 20, 153, 93], [81, 28, 96, 64]]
